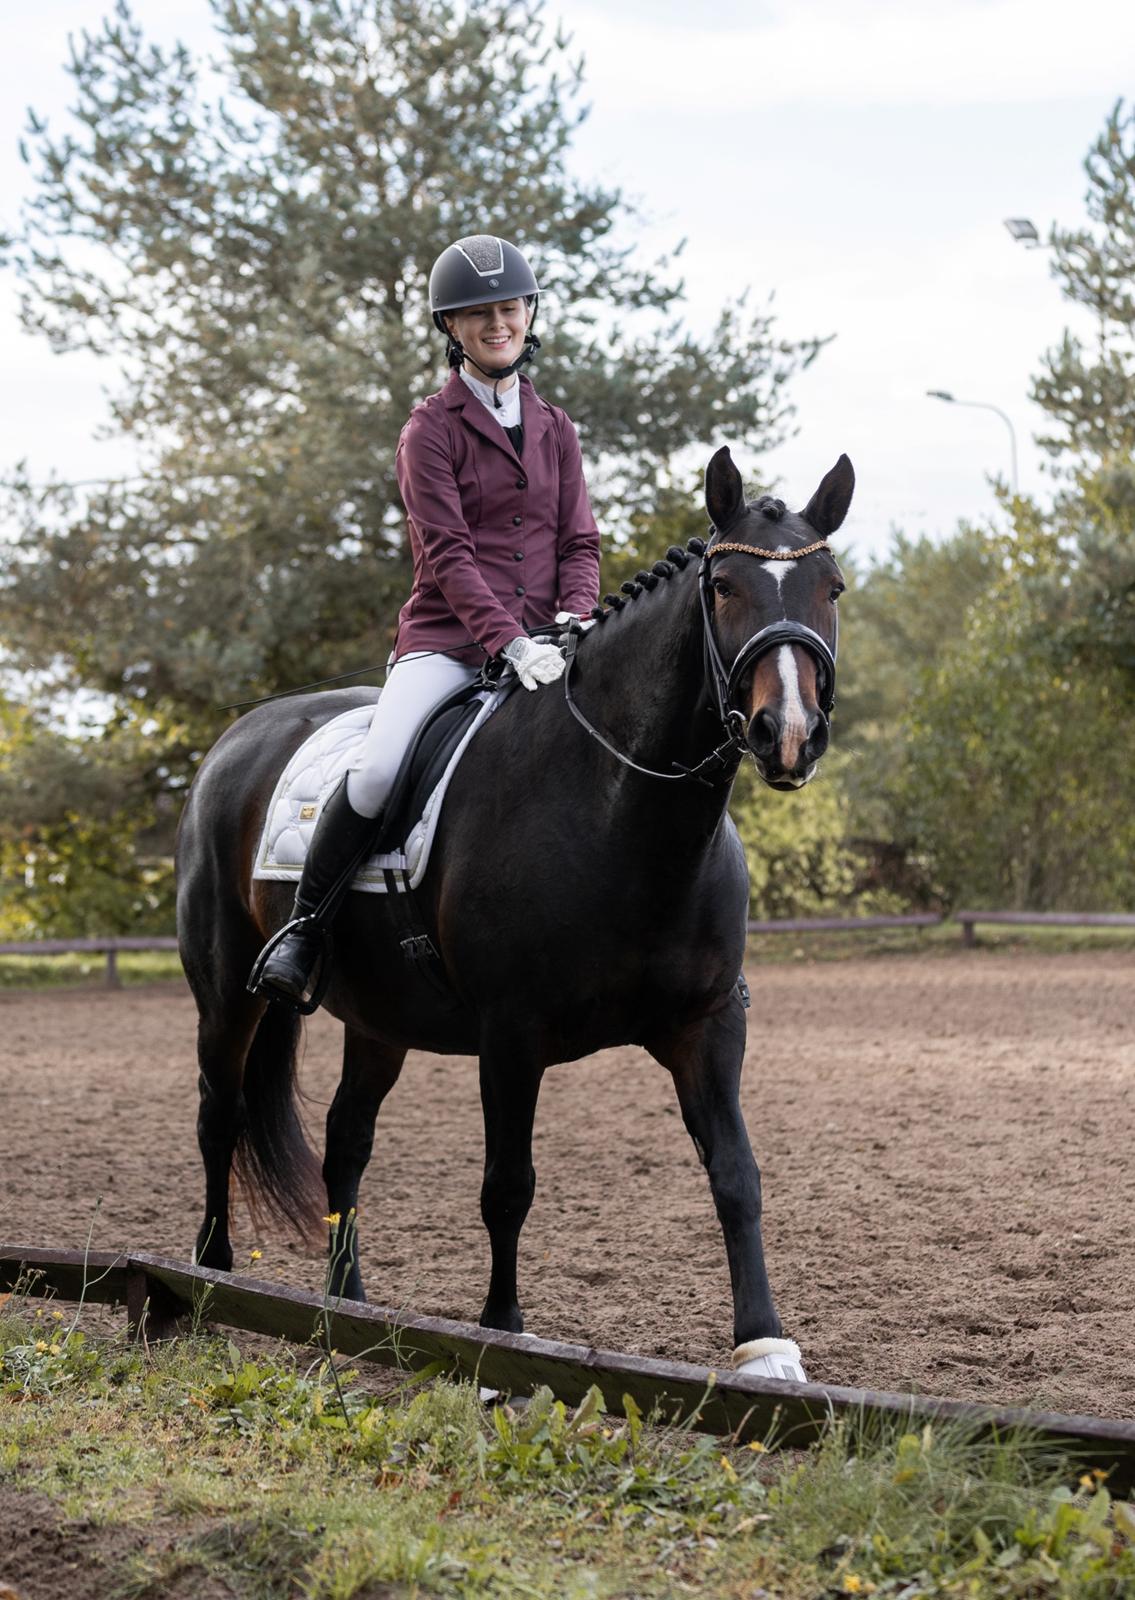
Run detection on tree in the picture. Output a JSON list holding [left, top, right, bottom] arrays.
[[1, 0, 820, 789], [1033, 101, 1135, 469], [0, 700, 174, 936], [891, 515, 1135, 910]]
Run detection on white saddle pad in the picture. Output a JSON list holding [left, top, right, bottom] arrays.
[[252, 689, 502, 894]]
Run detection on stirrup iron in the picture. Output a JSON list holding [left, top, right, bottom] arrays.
[[247, 915, 333, 1015]]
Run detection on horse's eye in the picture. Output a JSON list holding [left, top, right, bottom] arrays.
[[830, 583, 845, 602], [712, 579, 733, 599]]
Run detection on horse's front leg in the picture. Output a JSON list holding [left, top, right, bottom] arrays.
[[647, 998, 802, 1374], [477, 1026, 545, 1334], [322, 1028, 407, 1301]]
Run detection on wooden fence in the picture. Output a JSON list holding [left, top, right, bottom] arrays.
[[954, 910, 1135, 947], [0, 936, 180, 988], [2, 911, 1133, 986], [4, 1244, 1135, 1490]]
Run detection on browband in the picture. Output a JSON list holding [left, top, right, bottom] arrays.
[[709, 538, 831, 561]]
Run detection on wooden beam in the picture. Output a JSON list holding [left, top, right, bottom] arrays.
[[0, 938, 181, 956], [747, 915, 942, 934], [954, 911, 1135, 929], [4, 1245, 1134, 1490]]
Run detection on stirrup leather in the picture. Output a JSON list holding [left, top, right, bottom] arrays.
[[246, 914, 333, 1016]]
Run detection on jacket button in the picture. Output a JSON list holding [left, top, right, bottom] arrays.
[[516, 478, 527, 490], [513, 550, 524, 561], [511, 514, 522, 525], [515, 585, 526, 597]]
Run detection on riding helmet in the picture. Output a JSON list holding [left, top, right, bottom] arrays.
[[428, 235, 540, 332]]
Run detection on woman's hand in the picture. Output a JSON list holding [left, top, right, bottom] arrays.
[[501, 636, 566, 691]]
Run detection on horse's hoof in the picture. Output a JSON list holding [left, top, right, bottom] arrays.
[[479, 1331, 536, 1404], [731, 1337, 807, 1383]]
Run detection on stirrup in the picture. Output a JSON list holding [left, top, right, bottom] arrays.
[[246, 915, 333, 1016]]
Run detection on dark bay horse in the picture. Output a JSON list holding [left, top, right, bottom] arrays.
[[176, 446, 853, 1366]]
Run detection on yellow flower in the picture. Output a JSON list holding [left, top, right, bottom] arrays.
[[748, 1440, 768, 1453], [843, 1578, 863, 1595], [51, 1310, 63, 1321], [34, 1340, 47, 1353], [1080, 1473, 1096, 1490], [323, 1212, 341, 1226], [49, 1343, 61, 1355], [248, 1249, 263, 1262]]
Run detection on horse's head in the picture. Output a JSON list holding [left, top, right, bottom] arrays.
[[703, 447, 853, 790]]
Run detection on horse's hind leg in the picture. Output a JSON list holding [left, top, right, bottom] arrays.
[[646, 999, 782, 1349], [477, 1028, 545, 1334], [192, 984, 265, 1273], [323, 1027, 407, 1301]]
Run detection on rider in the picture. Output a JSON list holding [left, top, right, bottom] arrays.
[[249, 234, 601, 1006]]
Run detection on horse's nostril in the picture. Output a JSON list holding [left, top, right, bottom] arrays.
[[749, 707, 780, 758], [803, 715, 830, 766]]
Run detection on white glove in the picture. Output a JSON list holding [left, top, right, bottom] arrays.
[[501, 635, 566, 691]]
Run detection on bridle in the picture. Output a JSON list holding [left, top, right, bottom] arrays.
[[561, 529, 838, 786]]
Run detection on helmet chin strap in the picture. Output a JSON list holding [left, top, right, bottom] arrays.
[[448, 332, 541, 407]]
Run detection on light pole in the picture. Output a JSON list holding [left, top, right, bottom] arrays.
[[926, 389, 1019, 497]]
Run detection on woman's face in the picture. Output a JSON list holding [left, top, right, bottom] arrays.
[[445, 298, 533, 381]]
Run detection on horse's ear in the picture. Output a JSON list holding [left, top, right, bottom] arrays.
[[800, 454, 855, 535], [705, 446, 745, 532]]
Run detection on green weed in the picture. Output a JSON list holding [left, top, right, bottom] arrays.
[[1, 1303, 1133, 1599]]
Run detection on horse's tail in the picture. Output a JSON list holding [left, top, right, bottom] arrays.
[[233, 1006, 325, 1243]]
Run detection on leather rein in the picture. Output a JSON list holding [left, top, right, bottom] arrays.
[[561, 533, 837, 787]]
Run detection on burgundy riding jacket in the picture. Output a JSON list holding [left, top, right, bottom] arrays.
[[394, 370, 600, 662]]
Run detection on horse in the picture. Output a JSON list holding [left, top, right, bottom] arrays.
[[175, 445, 853, 1375]]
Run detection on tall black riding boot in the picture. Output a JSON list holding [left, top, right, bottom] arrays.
[[247, 777, 382, 1012]]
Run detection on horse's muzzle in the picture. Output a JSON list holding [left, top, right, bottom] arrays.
[[747, 703, 829, 788]]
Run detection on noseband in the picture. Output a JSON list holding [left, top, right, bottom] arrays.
[[560, 532, 838, 786]]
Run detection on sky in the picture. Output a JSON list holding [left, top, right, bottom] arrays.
[[1, 0, 1132, 565]]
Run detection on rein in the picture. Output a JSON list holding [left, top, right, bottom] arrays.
[[561, 532, 837, 787]]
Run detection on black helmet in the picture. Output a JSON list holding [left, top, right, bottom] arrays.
[[429, 235, 542, 391], [429, 235, 540, 331]]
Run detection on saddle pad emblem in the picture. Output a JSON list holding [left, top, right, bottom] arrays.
[[299, 803, 318, 821]]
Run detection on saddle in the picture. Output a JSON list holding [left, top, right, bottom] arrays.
[[375, 673, 508, 855]]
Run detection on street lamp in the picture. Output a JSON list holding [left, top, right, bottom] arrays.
[[926, 389, 1019, 496], [1004, 217, 1040, 247]]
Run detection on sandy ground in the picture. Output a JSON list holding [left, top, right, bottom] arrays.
[[1, 951, 1132, 1420]]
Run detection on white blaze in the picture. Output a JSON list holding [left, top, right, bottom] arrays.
[[760, 551, 795, 593], [776, 644, 808, 749]]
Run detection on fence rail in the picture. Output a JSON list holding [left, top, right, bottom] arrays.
[[0, 936, 179, 988], [2, 911, 1133, 985], [954, 910, 1135, 947], [746, 913, 943, 934], [4, 1244, 1134, 1489]]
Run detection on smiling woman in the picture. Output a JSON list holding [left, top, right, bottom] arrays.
[[247, 233, 602, 1008]]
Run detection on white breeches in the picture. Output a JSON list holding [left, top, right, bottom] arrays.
[[345, 652, 480, 819]]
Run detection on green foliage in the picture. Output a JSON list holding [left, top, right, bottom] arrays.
[[730, 751, 872, 919], [3, 1304, 1134, 1600], [1032, 100, 1135, 468], [893, 547, 1135, 910], [0, 701, 175, 936]]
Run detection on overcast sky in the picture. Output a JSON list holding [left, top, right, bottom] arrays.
[[2, 0, 1132, 564]]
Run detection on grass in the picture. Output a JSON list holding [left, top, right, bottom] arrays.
[[0, 949, 184, 990], [2, 1295, 1134, 1599]]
